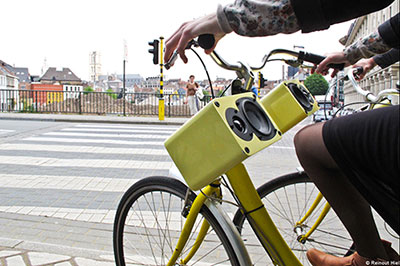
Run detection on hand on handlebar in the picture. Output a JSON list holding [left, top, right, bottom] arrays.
[[164, 13, 226, 65], [315, 51, 351, 78], [351, 58, 376, 80]]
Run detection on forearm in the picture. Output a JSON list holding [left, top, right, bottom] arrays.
[[343, 30, 392, 65], [373, 49, 400, 69], [217, 0, 300, 37]]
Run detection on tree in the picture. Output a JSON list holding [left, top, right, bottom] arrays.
[[304, 74, 329, 96], [106, 89, 118, 99], [83, 86, 94, 95]]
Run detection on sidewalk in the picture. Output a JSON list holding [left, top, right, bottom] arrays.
[[0, 112, 188, 126], [0, 236, 114, 265]]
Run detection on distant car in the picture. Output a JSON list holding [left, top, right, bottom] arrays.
[[313, 109, 333, 123]]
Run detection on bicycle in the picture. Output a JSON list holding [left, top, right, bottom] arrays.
[[113, 35, 399, 265]]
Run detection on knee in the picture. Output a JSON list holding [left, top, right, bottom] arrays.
[[294, 123, 324, 164], [294, 125, 312, 158]]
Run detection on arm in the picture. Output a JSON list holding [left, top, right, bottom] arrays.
[[351, 49, 399, 80], [165, 0, 301, 63], [373, 48, 400, 69], [165, 0, 394, 63], [316, 14, 399, 76]]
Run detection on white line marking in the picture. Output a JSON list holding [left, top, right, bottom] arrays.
[[43, 132, 168, 139], [0, 174, 139, 192], [0, 155, 173, 169], [74, 124, 179, 131], [0, 129, 15, 135], [61, 128, 175, 134], [0, 143, 169, 155], [22, 137, 165, 146]]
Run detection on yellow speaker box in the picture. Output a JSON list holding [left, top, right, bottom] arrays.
[[165, 92, 281, 190], [165, 81, 318, 191], [260, 80, 319, 134]]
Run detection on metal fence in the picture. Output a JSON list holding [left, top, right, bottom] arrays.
[[0, 89, 212, 117]]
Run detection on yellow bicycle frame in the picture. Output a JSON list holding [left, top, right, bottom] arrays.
[[226, 163, 302, 266], [167, 163, 303, 266], [167, 181, 221, 266]]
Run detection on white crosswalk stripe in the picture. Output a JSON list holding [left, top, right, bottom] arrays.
[[0, 129, 15, 135], [0, 155, 173, 169], [0, 174, 140, 192], [22, 137, 165, 146], [43, 131, 169, 139], [73, 124, 179, 131], [61, 127, 175, 134], [0, 143, 169, 155]]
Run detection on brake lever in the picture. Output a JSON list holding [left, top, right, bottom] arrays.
[[165, 40, 199, 70]]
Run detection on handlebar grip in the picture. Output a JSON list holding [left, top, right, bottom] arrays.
[[198, 34, 215, 50], [298, 51, 344, 70], [354, 66, 364, 75]]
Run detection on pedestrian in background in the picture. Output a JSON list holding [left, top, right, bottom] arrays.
[[186, 75, 199, 116]]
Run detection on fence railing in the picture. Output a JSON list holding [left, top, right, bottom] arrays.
[[0, 89, 212, 117]]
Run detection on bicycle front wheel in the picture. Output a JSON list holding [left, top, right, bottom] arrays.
[[114, 176, 240, 266], [233, 172, 353, 266]]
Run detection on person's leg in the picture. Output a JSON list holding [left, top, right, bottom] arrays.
[[294, 122, 389, 260], [188, 96, 195, 116]]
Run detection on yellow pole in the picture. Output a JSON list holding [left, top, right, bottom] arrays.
[[159, 36, 165, 121]]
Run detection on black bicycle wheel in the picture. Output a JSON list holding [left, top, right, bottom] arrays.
[[114, 176, 240, 266], [233, 172, 354, 265]]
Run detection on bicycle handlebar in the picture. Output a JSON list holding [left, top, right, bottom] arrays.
[[197, 34, 345, 71]]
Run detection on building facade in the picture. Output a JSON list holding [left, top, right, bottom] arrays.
[[342, 1, 399, 107], [14, 67, 31, 91], [0, 61, 20, 111], [89, 51, 102, 83], [30, 84, 63, 105]]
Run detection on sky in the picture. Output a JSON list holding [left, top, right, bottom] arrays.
[[0, 0, 353, 82]]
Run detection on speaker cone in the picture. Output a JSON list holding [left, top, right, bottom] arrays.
[[287, 83, 313, 112], [226, 108, 252, 141]]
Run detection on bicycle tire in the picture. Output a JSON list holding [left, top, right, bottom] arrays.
[[232, 172, 354, 265], [114, 176, 240, 266]]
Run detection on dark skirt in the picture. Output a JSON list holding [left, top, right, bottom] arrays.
[[322, 105, 399, 235]]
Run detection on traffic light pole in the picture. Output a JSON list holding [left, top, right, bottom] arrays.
[[123, 59, 126, 116], [159, 37, 165, 121]]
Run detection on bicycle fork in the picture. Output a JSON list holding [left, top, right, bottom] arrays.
[[166, 183, 219, 266], [167, 179, 252, 266], [294, 193, 331, 244]]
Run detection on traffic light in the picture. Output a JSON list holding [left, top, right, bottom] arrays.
[[148, 39, 159, 65], [258, 72, 266, 89]]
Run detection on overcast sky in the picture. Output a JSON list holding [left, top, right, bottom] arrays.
[[0, 0, 353, 82]]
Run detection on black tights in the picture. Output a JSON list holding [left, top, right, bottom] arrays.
[[294, 122, 389, 260]]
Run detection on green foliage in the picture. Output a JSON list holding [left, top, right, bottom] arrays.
[[106, 89, 118, 99], [304, 74, 329, 96], [217, 90, 225, 97], [83, 86, 94, 95]]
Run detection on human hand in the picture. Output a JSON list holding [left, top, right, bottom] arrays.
[[351, 58, 376, 80], [315, 52, 351, 78], [164, 12, 226, 65]]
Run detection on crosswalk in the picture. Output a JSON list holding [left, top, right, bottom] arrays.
[[0, 123, 179, 224]]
